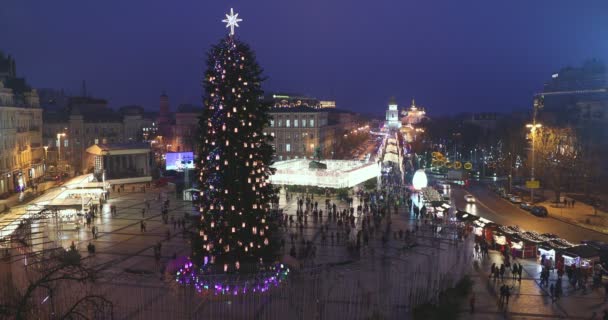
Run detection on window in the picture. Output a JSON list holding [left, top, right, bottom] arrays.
[[294, 119, 299, 127], [270, 120, 275, 127], [94, 138, 99, 144], [278, 144, 283, 152], [310, 119, 314, 127], [286, 119, 290, 127], [278, 119, 282, 127], [286, 144, 291, 152], [301, 119, 306, 128], [64, 139, 69, 147]]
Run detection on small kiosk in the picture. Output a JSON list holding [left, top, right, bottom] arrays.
[[562, 245, 600, 268]]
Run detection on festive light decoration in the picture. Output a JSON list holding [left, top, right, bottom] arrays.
[[270, 159, 380, 188], [412, 169, 428, 190], [222, 8, 243, 36], [192, 23, 276, 274], [176, 260, 289, 295]]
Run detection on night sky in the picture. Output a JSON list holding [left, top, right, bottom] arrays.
[[1, 1, 607, 116]]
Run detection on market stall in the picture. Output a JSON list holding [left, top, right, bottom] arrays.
[[516, 231, 546, 259], [562, 245, 599, 268]]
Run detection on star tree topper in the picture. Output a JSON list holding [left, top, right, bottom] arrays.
[[222, 8, 243, 36]]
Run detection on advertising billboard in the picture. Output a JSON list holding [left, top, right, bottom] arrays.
[[166, 152, 195, 171]]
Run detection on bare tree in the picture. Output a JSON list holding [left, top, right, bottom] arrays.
[[533, 126, 579, 203], [0, 246, 112, 319]]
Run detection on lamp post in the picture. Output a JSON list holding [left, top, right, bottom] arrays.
[[57, 133, 66, 174], [43, 146, 48, 175], [526, 123, 542, 203]]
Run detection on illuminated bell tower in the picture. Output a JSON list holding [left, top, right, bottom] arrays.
[[385, 97, 401, 130]]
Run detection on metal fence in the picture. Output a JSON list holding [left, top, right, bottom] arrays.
[[0, 221, 473, 319]]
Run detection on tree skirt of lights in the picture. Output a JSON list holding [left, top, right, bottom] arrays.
[[270, 159, 380, 189], [175, 259, 290, 296]]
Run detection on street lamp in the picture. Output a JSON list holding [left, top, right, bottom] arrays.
[[57, 133, 66, 174], [526, 123, 542, 202], [43, 145, 48, 176]]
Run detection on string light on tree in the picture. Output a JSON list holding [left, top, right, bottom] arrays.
[[189, 7, 277, 276]]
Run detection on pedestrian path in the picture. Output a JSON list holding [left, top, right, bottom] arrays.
[[464, 249, 608, 319]]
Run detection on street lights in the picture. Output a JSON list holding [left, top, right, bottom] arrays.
[[43, 146, 48, 177], [526, 123, 542, 202], [57, 133, 66, 174]]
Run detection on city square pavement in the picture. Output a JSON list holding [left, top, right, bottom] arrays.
[[2, 181, 477, 319], [5, 180, 608, 319]]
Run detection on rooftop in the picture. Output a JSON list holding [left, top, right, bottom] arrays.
[[96, 142, 151, 151], [269, 106, 335, 113]]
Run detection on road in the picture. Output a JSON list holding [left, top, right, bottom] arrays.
[[449, 184, 608, 244]]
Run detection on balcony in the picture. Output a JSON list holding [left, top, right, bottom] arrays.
[[30, 126, 40, 132]]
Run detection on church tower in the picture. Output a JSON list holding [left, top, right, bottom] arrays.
[[385, 97, 401, 130]]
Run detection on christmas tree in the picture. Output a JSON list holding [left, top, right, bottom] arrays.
[[194, 31, 276, 273]]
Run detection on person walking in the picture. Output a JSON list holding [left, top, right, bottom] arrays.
[[140, 220, 145, 233], [469, 293, 475, 314], [555, 279, 562, 301], [504, 286, 511, 305], [518, 263, 523, 281]]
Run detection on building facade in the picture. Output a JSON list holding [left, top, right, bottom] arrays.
[[539, 60, 608, 143], [169, 104, 201, 153], [0, 52, 44, 196], [43, 97, 155, 175], [401, 99, 427, 126], [385, 98, 401, 130], [264, 107, 338, 161], [537, 59, 608, 184]]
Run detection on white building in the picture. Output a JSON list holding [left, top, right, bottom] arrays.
[[0, 52, 44, 196], [385, 97, 401, 130], [402, 99, 426, 126]]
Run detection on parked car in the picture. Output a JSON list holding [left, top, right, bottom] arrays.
[[531, 206, 548, 217], [520, 202, 533, 211], [503, 193, 513, 199], [510, 196, 523, 204], [464, 195, 476, 203]]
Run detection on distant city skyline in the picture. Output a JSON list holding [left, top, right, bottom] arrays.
[[1, 1, 607, 115]]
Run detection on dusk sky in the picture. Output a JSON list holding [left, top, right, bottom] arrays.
[[1, 1, 607, 115]]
